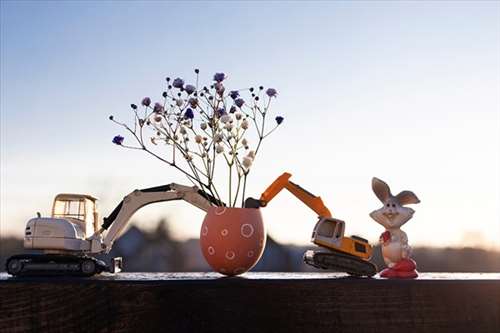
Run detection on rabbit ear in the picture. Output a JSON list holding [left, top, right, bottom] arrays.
[[396, 191, 420, 206], [372, 177, 392, 203]]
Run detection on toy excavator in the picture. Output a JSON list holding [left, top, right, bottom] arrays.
[[6, 184, 223, 277], [245, 172, 377, 277]]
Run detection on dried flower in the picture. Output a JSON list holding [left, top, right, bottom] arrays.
[[112, 135, 124, 145], [216, 144, 224, 154], [153, 102, 164, 113], [216, 108, 227, 117], [266, 88, 278, 97], [154, 115, 162, 122], [176, 99, 184, 107], [188, 97, 198, 108], [180, 126, 187, 135], [275, 116, 284, 125], [229, 90, 239, 99], [200, 122, 208, 130], [247, 150, 256, 159], [213, 72, 226, 82], [235, 98, 245, 108], [185, 84, 196, 95], [229, 106, 237, 113], [214, 133, 223, 142], [220, 114, 231, 124], [235, 112, 243, 120], [215, 82, 225, 95], [224, 123, 233, 131], [185, 154, 193, 161], [141, 97, 151, 107], [109, 115, 114, 120], [184, 108, 194, 119], [130, 104, 137, 110], [172, 78, 184, 89], [195, 135, 203, 144], [241, 119, 249, 130], [162, 91, 168, 98], [242, 156, 253, 169], [242, 138, 248, 146]]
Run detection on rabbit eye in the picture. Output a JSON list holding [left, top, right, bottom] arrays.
[[392, 204, 396, 207], [386, 204, 390, 207]]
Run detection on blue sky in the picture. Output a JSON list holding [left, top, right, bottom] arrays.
[[1, 1, 499, 249]]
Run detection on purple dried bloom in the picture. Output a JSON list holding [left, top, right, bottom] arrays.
[[184, 108, 194, 119], [141, 97, 151, 107], [185, 84, 196, 95], [112, 135, 124, 145], [213, 72, 226, 82], [172, 78, 184, 89], [229, 90, 239, 99], [266, 88, 278, 98], [216, 108, 226, 117], [153, 102, 164, 113], [130, 104, 138, 110], [275, 116, 284, 125], [229, 106, 237, 113], [235, 98, 245, 108]]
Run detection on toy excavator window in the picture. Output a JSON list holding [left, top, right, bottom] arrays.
[[316, 218, 344, 239], [53, 199, 86, 221]]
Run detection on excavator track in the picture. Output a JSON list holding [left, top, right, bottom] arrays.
[[5, 254, 112, 277], [303, 249, 377, 277]]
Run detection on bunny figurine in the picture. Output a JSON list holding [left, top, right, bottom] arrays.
[[370, 177, 420, 278]]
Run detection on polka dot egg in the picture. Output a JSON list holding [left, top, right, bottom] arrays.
[[200, 207, 266, 276]]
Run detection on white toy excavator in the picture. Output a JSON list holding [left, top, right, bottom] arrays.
[[6, 184, 223, 277]]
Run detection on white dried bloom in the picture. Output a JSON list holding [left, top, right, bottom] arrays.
[[180, 126, 187, 135], [224, 123, 233, 131], [241, 119, 249, 130], [242, 138, 248, 146], [200, 122, 207, 130], [176, 99, 184, 107], [247, 150, 256, 159], [195, 135, 203, 144], [242, 156, 253, 169], [220, 114, 231, 124], [213, 133, 223, 143], [235, 112, 243, 120], [216, 144, 224, 154]]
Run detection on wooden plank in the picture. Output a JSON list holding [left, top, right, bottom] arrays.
[[0, 273, 499, 333]]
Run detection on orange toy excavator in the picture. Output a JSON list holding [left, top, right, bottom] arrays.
[[245, 172, 377, 277]]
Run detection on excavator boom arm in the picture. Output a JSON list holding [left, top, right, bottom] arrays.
[[91, 183, 222, 253], [258, 172, 332, 218]]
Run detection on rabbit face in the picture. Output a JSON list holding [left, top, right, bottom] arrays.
[[370, 177, 419, 229], [370, 200, 415, 229]]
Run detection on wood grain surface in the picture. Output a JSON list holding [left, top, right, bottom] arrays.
[[1, 272, 499, 333]]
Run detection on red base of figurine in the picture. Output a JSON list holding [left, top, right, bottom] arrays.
[[379, 258, 418, 279]]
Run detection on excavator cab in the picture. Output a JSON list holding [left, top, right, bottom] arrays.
[[311, 217, 344, 249], [51, 194, 99, 236]]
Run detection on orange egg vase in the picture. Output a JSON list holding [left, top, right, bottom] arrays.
[[200, 206, 266, 276]]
